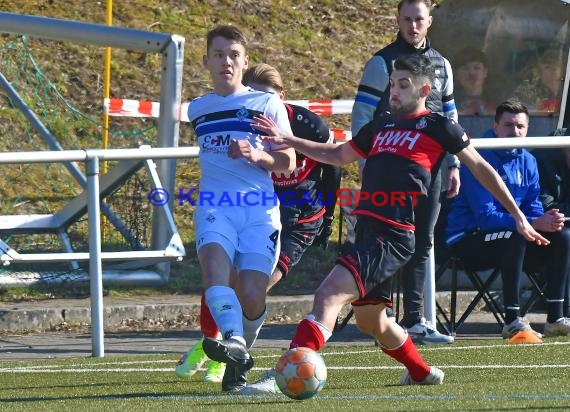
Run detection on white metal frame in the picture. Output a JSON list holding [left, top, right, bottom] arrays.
[[0, 147, 198, 357], [0, 12, 185, 357], [558, 45, 570, 129], [0, 11, 185, 276]]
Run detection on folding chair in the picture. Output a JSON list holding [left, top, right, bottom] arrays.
[[435, 250, 548, 335], [520, 270, 548, 316], [433, 198, 506, 334], [434, 252, 504, 335]]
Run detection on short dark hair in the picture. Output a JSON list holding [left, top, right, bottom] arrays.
[[393, 54, 435, 86], [494, 99, 529, 123], [206, 25, 248, 53], [397, 0, 434, 13]]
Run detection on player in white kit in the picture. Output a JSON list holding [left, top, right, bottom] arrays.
[[184, 25, 295, 392]]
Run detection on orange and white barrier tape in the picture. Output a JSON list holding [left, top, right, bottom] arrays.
[[104, 98, 354, 141], [104, 98, 191, 122], [283, 99, 353, 115]]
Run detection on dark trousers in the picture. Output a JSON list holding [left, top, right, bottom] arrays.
[[454, 228, 570, 320], [565, 223, 570, 317], [399, 170, 442, 327]]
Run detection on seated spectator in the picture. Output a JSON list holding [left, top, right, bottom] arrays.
[[445, 99, 570, 340], [514, 49, 563, 113], [453, 47, 495, 115], [533, 127, 570, 318]]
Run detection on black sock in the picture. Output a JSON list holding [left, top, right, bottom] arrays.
[[546, 300, 564, 324], [504, 308, 520, 325]]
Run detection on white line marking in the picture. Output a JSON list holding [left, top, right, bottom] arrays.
[[1, 364, 569, 373], [2, 340, 568, 372], [143, 393, 570, 401], [416, 340, 570, 351]]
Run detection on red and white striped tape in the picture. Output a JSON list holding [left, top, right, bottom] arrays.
[[104, 98, 354, 141], [104, 98, 190, 122], [283, 99, 353, 115]]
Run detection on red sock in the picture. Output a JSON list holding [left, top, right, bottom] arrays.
[[382, 336, 430, 381], [289, 319, 325, 351], [200, 293, 220, 338]]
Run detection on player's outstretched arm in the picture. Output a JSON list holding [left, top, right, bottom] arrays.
[[457, 145, 549, 246], [252, 114, 361, 166]]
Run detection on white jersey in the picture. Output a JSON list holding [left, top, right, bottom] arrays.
[[188, 87, 292, 201]]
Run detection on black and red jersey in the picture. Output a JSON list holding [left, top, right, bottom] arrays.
[[272, 104, 341, 224], [349, 111, 469, 230]]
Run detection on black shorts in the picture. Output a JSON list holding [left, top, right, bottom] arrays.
[[336, 216, 414, 306], [276, 216, 323, 276]]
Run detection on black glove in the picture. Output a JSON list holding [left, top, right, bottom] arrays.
[[314, 216, 334, 250]]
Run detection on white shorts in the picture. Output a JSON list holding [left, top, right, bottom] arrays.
[[194, 204, 281, 275]]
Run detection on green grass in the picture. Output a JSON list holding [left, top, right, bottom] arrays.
[[1, 339, 570, 411]]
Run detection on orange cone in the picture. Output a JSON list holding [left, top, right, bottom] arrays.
[[507, 330, 543, 344]]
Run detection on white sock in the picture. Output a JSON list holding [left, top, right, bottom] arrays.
[[243, 307, 267, 349], [306, 313, 333, 342], [204, 285, 243, 340]]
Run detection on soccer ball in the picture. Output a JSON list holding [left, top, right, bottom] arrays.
[[275, 347, 327, 400]]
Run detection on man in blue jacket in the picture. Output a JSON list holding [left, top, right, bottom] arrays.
[[445, 99, 570, 339]]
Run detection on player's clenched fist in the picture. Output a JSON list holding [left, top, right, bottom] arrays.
[[228, 139, 262, 163]]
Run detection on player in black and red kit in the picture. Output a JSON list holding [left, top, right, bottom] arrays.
[[247, 54, 547, 391], [266, 103, 341, 288], [176, 63, 341, 390], [244, 63, 341, 292]]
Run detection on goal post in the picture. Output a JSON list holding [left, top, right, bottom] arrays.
[[0, 12, 185, 357], [0, 11, 184, 278]]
